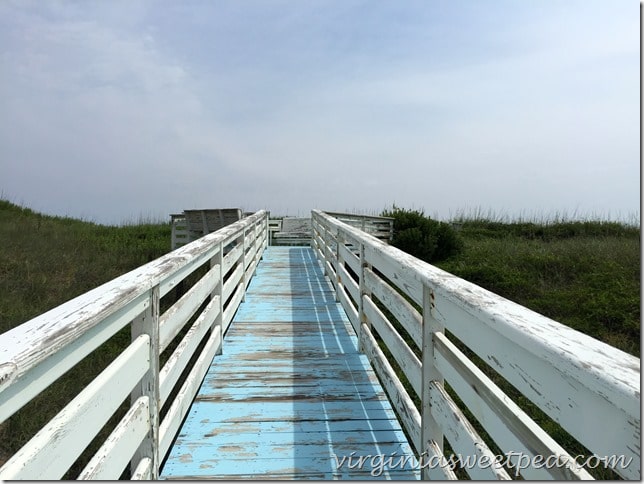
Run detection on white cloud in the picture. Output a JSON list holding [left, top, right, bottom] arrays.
[[0, 1, 638, 223], [0, 2, 251, 222]]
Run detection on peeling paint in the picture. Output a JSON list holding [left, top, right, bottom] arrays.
[[161, 247, 417, 480]]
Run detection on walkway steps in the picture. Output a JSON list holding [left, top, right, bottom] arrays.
[[160, 247, 419, 480]]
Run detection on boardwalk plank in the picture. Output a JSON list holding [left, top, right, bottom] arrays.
[[160, 247, 419, 480]]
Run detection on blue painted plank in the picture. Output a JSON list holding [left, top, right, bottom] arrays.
[[205, 358, 376, 372], [160, 247, 418, 480], [165, 441, 418, 469], [183, 400, 401, 423], [176, 418, 405, 436]]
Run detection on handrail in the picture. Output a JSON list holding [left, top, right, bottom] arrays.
[[311, 209, 640, 480], [322, 210, 394, 241], [0, 210, 268, 479]]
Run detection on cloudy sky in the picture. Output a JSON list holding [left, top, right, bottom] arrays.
[[0, 1, 639, 224]]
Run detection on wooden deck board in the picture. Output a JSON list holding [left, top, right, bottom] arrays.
[[160, 247, 419, 480]]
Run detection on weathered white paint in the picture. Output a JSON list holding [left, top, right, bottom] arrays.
[[0, 290, 149, 424], [359, 323, 422, 453], [429, 382, 511, 480], [78, 396, 150, 480], [159, 326, 222, 459], [0, 211, 268, 480], [338, 242, 360, 275], [223, 282, 245, 333], [222, 241, 243, 276], [214, 240, 225, 357], [2, 206, 638, 480], [337, 284, 360, 336], [424, 440, 458, 480], [0, 211, 264, 402], [159, 263, 220, 352], [323, 211, 394, 242], [0, 335, 150, 480], [337, 259, 360, 306], [130, 286, 160, 479], [312, 209, 641, 480], [159, 297, 220, 405], [131, 457, 153, 480], [420, 284, 444, 481], [223, 263, 244, 303], [357, 242, 371, 350], [433, 332, 592, 480], [433, 291, 640, 480], [364, 267, 422, 350], [362, 295, 421, 398]]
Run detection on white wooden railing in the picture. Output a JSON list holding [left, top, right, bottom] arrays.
[[267, 213, 394, 246], [322, 211, 394, 242], [170, 208, 244, 249], [0, 211, 268, 480], [312, 210, 640, 480], [0, 208, 639, 480]]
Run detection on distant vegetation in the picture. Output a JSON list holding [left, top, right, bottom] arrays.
[[383, 204, 639, 357], [0, 200, 639, 476], [381, 205, 463, 263], [442, 218, 639, 357], [0, 200, 171, 335], [381, 206, 639, 479], [0, 200, 172, 475]]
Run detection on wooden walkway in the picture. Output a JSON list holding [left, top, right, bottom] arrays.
[[160, 247, 419, 480]]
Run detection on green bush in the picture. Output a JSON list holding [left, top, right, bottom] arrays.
[[381, 206, 463, 263]]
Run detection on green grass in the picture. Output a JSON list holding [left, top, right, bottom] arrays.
[[0, 200, 173, 474], [377, 210, 639, 479], [0, 200, 639, 478], [0, 200, 171, 334], [437, 219, 640, 357], [440, 219, 640, 477]]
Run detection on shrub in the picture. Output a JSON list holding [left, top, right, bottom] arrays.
[[381, 205, 463, 263]]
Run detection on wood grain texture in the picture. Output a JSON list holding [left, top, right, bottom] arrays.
[[0, 211, 267, 424], [160, 247, 419, 480], [312, 209, 640, 480]]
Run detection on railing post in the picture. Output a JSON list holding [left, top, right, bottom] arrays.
[[358, 242, 371, 352], [322, 224, 330, 277], [334, 229, 342, 303], [214, 241, 224, 356], [130, 285, 160, 479], [421, 284, 444, 480], [265, 215, 270, 250], [313, 215, 320, 256], [242, 228, 247, 301]]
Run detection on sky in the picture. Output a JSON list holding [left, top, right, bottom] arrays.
[[0, 0, 640, 225]]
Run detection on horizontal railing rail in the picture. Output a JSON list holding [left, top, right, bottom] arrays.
[[311, 209, 640, 480], [0, 210, 268, 480], [322, 211, 394, 242]]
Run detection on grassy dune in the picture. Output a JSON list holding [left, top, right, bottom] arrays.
[[416, 217, 638, 479], [0, 200, 171, 334], [437, 219, 640, 357], [0, 200, 172, 475], [0, 200, 639, 477]]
